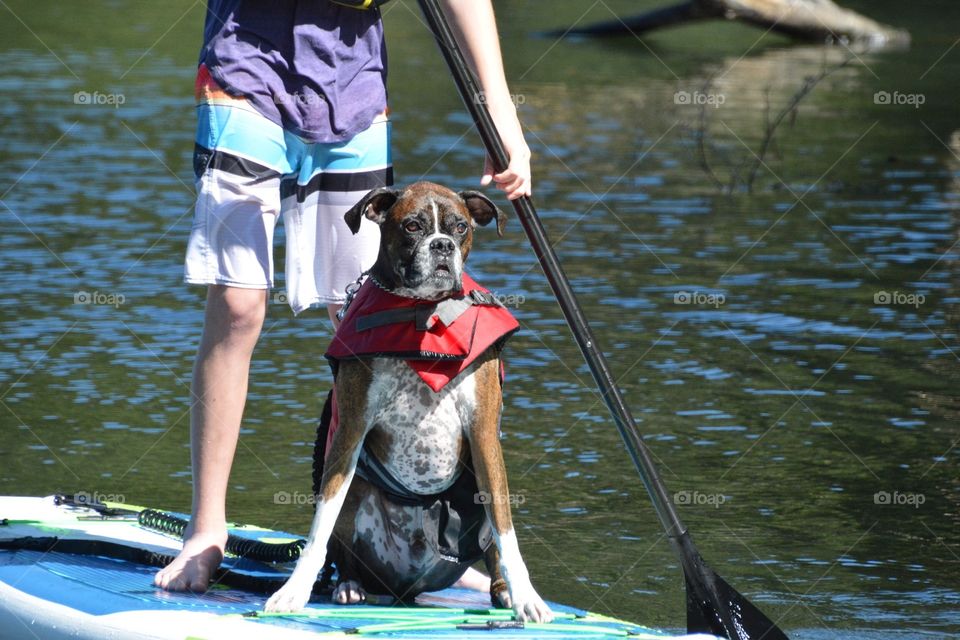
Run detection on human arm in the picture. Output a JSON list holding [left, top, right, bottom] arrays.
[[439, 0, 531, 200]]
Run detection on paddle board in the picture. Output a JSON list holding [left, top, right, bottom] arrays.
[[0, 495, 717, 640]]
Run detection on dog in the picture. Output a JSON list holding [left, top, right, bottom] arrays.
[[265, 182, 552, 623]]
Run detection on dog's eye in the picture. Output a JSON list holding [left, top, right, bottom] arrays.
[[455, 222, 468, 235], [404, 220, 422, 233]]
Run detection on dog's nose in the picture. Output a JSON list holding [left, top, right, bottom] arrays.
[[429, 237, 456, 256]]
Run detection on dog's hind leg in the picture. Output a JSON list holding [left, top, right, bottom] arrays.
[[328, 484, 372, 605]]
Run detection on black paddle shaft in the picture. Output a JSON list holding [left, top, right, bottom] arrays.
[[416, 0, 681, 542], [416, 0, 682, 554], [416, 3, 789, 639]]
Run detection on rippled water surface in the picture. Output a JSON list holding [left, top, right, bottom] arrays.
[[2, 2, 959, 638]]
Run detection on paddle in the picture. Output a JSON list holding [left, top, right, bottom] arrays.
[[415, 2, 789, 638]]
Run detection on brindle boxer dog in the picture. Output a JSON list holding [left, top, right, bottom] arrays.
[[265, 182, 552, 623]]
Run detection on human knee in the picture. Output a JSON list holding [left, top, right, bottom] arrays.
[[208, 286, 267, 337]]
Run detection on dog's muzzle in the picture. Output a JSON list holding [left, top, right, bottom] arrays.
[[411, 234, 462, 294]]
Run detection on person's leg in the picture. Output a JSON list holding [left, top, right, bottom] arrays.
[[157, 65, 290, 591], [327, 304, 342, 328], [455, 566, 492, 592], [154, 285, 266, 591]]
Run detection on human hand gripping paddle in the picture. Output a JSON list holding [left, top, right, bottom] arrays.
[[416, 1, 789, 638]]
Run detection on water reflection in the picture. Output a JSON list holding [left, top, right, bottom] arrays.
[[1, 1, 959, 637]]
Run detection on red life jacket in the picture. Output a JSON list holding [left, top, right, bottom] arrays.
[[326, 273, 519, 392]]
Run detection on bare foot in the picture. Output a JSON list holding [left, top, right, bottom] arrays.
[[153, 529, 227, 592], [453, 566, 491, 592], [333, 579, 366, 604]]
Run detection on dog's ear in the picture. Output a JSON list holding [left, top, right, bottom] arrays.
[[458, 190, 507, 237], [344, 187, 402, 234]]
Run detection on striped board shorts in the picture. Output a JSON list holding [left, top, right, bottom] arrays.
[[184, 64, 393, 314]]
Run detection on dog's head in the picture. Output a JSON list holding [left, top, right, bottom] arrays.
[[344, 181, 506, 300]]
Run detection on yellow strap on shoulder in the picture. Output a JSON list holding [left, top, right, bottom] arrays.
[[330, 0, 376, 9]]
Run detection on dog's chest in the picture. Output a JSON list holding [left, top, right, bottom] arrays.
[[364, 359, 476, 494]]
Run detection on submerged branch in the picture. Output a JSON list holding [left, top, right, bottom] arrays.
[[553, 0, 908, 49]]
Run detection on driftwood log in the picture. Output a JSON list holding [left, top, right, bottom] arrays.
[[555, 0, 909, 48]]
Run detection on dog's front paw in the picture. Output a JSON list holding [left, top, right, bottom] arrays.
[[264, 580, 312, 613], [509, 582, 553, 623]]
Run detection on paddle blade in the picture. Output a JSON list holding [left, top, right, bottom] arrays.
[[685, 571, 787, 640], [678, 536, 788, 640]]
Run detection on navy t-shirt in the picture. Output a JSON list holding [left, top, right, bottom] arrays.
[[200, 0, 388, 143]]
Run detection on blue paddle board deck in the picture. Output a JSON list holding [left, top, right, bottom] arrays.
[[0, 496, 717, 639]]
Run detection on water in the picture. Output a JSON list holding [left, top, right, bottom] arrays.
[[1, 1, 958, 637]]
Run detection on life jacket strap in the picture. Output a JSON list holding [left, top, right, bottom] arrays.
[[354, 289, 504, 333]]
